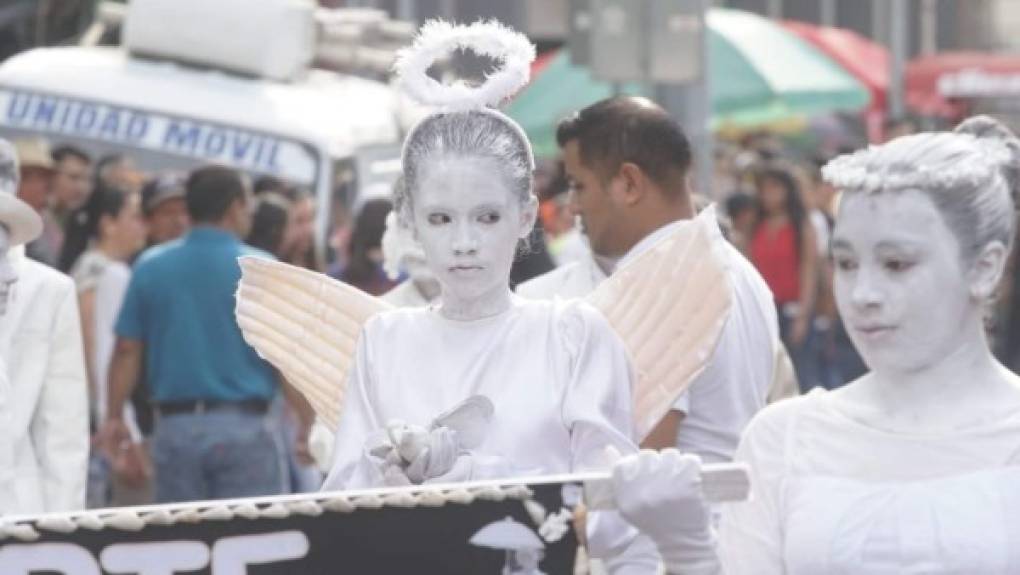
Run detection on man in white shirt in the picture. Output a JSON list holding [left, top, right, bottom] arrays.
[[517, 96, 779, 461]]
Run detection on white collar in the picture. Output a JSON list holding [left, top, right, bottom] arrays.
[[615, 220, 688, 273], [613, 206, 721, 273]]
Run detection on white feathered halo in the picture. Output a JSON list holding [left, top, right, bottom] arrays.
[[393, 19, 536, 111]]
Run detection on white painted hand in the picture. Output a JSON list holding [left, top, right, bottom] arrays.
[[612, 449, 720, 574]]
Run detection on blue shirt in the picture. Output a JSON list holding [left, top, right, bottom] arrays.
[[116, 227, 277, 402]]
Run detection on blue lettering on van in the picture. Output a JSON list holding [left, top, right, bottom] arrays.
[[6, 92, 30, 122], [163, 121, 201, 152], [125, 113, 148, 142], [32, 97, 57, 126], [2, 92, 303, 176], [231, 132, 256, 163], [98, 108, 121, 139], [264, 140, 281, 172], [204, 128, 227, 156], [73, 103, 98, 134]]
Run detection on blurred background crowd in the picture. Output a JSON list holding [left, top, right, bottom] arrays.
[[4, 0, 1020, 509]]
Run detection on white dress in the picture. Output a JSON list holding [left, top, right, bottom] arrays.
[[322, 296, 637, 490], [719, 389, 1020, 574]]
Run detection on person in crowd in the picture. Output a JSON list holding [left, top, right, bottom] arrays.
[[806, 156, 867, 389], [253, 175, 320, 271], [245, 189, 320, 492], [516, 96, 779, 463], [327, 196, 354, 278], [14, 138, 59, 266], [281, 188, 321, 272], [882, 115, 918, 142], [246, 193, 291, 257], [723, 191, 757, 255], [141, 173, 190, 246], [52, 145, 93, 219], [380, 177, 440, 308], [28, 144, 94, 265], [0, 138, 89, 514], [335, 198, 398, 296], [64, 184, 149, 507], [612, 116, 1020, 574], [101, 166, 285, 503], [95, 154, 143, 194], [749, 161, 820, 392]]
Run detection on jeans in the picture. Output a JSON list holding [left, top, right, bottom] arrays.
[[777, 303, 822, 393], [151, 409, 285, 503], [270, 396, 322, 494]]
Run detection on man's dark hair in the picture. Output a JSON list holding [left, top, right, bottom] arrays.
[[186, 165, 247, 223], [556, 96, 692, 188], [51, 144, 90, 165]]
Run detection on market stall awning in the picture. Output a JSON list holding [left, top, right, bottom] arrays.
[[783, 20, 888, 112], [907, 51, 1020, 117], [507, 8, 869, 158]]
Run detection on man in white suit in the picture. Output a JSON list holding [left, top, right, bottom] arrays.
[[0, 139, 88, 514]]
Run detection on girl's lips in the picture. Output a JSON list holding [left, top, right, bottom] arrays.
[[855, 325, 896, 336]]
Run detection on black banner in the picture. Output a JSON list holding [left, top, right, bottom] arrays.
[[0, 478, 585, 574]]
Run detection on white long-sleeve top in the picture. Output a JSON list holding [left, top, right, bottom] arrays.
[[718, 389, 1020, 574], [322, 296, 637, 489]]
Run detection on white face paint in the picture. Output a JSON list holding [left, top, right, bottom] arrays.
[[832, 190, 978, 375], [0, 225, 17, 316], [412, 156, 533, 320]]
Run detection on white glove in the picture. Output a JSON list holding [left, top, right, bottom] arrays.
[[612, 449, 721, 575], [366, 421, 461, 484], [403, 426, 459, 483]]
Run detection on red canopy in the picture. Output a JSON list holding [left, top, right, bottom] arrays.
[[783, 20, 888, 112], [906, 51, 1020, 117]]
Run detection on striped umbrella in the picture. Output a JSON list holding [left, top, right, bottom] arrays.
[[508, 8, 869, 158]]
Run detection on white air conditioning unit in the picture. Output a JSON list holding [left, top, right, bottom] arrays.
[[123, 0, 316, 81]]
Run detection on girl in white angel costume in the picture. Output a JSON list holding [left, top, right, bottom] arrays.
[[612, 116, 1020, 574], [236, 19, 732, 569], [327, 20, 641, 490]]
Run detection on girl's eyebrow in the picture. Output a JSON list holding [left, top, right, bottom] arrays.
[[831, 238, 852, 251]]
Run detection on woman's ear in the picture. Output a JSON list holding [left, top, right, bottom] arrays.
[[519, 195, 539, 239], [969, 240, 1008, 300]]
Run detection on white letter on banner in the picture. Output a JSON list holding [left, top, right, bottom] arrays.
[[101, 540, 209, 575], [0, 543, 101, 575], [210, 531, 310, 574]]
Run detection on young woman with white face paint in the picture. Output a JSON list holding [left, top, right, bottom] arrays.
[[611, 116, 1020, 574]]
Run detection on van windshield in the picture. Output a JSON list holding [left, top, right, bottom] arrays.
[[0, 88, 320, 188]]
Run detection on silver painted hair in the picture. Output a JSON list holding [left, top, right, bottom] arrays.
[[823, 115, 1020, 262], [396, 108, 535, 226]]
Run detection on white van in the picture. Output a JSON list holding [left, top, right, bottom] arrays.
[[0, 0, 405, 257]]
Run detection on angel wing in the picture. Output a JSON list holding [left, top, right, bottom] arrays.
[[235, 256, 393, 431], [586, 206, 733, 440]]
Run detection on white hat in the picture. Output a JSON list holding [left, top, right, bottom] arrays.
[[0, 193, 43, 247]]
